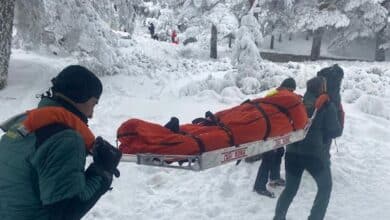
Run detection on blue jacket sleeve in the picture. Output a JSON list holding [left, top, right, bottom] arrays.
[[29, 130, 108, 205]]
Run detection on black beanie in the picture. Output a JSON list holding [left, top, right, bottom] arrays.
[[51, 65, 103, 103], [279, 77, 296, 90]]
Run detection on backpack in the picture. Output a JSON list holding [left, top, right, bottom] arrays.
[[317, 64, 345, 132]]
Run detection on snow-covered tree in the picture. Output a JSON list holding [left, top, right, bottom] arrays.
[[13, 0, 137, 76], [232, 13, 264, 94], [141, 0, 240, 48], [289, 0, 349, 60], [256, 0, 296, 49], [328, 0, 389, 61], [0, 0, 15, 89]]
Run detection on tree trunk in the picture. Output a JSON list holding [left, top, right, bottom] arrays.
[[278, 33, 282, 42], [305, 30, 310, 41], [248, 0, 256, 7], [0, 0, 15, 90], [310, 28, 324, 61], [210, 24, 218, 59], [270, 35, 275, 49], [228, 34, 233, 48], [288, 33, 292, 41], [375, 28, 386, 61]]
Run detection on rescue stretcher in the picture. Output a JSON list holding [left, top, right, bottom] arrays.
[[117, 90, 317, 171], [120, 115, 314, 171]]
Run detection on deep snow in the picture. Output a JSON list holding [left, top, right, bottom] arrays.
[[1, 28, 390, 220]]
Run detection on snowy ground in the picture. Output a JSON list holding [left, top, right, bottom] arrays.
[[1, 29, 390, 220]]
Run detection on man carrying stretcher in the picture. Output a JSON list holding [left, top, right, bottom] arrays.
[[253, 77, 298, 198]]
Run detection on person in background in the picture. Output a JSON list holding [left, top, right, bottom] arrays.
[[148, 22, 155, 39], [253, 77, 297, 198], [0, 65, 121, 220], [274, 75, 343, 220], [171, 29, 178, 44]]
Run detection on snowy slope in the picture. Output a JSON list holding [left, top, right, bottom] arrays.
[[1, 30, 390, 220]]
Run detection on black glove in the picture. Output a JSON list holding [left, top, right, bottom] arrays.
[[92, 136, 122, 178]]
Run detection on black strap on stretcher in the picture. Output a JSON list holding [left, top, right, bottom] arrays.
[[259, 101, 301, 131], [203, 111, 244, 165], [179, 131, 206, 154], [205, 111, 236, 147], [242, 99, 272, 140]]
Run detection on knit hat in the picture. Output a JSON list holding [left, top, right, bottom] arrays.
[[279, 77, 296, 91], [51, 65, 103, 103]]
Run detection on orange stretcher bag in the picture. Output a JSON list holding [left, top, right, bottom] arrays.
[[117, 90, 308, 155]]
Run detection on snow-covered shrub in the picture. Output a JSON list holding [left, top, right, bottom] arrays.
[[178, 43, 208, 59], [179, 74, 235, 96], [220, 86, 247, 104], [343, 88, 362, 104], [340, 62, 390, 104], [238, 77, 261, 94], [220, 86, 245, 99], [355, 95, 390, 120], [194, 89, 222, 102], [368, 67, 384, 76], [180, 60, 307, 97]]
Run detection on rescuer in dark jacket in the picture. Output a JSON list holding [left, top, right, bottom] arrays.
[[274, 76, 343, 220]]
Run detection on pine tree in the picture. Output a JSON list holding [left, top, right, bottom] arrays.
[[0, 0, 15, 90]]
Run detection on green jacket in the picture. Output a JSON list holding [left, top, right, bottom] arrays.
[[0, 97, 107, 220], [286, 91, 342, 163]]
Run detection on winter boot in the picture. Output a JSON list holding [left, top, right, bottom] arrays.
[[254, 189, 275, 198], [269, 178, 286, 188], [164, 117, 180, 133]]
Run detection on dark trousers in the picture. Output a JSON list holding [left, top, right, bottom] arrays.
[[253, 147, 285, 191], [274, 153, 332, 220]]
